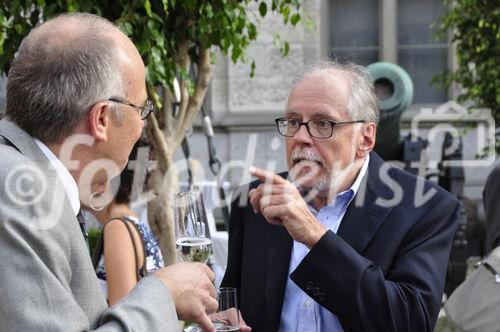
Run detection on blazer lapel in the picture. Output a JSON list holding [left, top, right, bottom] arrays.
[[0, 119, 55, 172], [265, 220, 293, 332], [259, 157, 392, 328], [0, 118, 75, 226], [338, 153, 393, 253]]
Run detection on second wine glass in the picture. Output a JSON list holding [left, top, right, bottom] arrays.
[[174, 189, 213, 263]]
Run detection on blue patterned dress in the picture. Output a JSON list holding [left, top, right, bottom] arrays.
[[95, 215, 164, 297]]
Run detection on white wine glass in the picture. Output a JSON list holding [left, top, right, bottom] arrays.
[[174, 189, 213, 263]]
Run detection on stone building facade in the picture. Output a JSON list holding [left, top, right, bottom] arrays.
[[0, 0, 495, 221], [179, 0, 497, 217]]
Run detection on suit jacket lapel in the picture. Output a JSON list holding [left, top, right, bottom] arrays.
[[338, 152, 393, 253], [0, 119, 55, 174], [0, 118, 74, 223], [265, 219, 293, 331], [259, 155, 393, 328]]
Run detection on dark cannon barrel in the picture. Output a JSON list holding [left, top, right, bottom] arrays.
[[367, 62, 414, 161]]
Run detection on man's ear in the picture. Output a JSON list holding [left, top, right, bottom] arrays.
[[356, 122, 376, 158], [88, 102, 111, 142]]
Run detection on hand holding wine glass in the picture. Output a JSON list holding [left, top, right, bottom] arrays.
[[174, 189, 213, 264], [154, 263, 218, 331], [211, 288, 252, 332]]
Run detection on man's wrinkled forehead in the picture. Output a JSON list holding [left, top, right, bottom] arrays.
[[286, 70, 352, 117], [292, 69, 352, 98]]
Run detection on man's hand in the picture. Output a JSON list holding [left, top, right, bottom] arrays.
[[210, 308, 252, 331], [249, 166, 327, 248], [154, 262, 218, 332]]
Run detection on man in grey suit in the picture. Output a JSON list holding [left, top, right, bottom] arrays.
[[0, 13, 218, 331]]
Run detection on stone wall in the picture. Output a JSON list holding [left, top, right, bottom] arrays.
[[0, 0, 495, 212], [177, 0, 496, 209], [177, 0, 322, 188]]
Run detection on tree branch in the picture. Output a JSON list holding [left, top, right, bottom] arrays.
[[175, 41, 191, 140], [145, 110, 171, 173], [177, 46, 212, 147], [161, 85, 176, 136]]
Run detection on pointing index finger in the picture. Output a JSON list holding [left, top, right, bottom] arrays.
[[249, 166, 284, 184]]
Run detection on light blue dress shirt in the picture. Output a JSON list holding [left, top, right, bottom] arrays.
[[278, 155, 370, 332]]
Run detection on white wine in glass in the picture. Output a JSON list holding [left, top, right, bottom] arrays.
[[174, 189, 213, 263], [176, 236, 213, 263]]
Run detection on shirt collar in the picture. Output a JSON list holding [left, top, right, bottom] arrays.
[[349, 153, 370, 199], [34, 139, 80, 215]]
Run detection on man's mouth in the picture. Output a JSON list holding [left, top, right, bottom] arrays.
[[292, 158, 323, 167]]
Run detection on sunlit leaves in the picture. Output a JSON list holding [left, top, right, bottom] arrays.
[[273, 34, 290, 57], [0, 0, 303, 87], [259, 2, 267, 17], [282, 41, 290, 56], [434, 0, 499, 151], [291, 13, 300, 26], [144, 0, 152, 17], [248, 22, 257, 40], [250, 60, 256, 78], [434, 0, 499, 120]]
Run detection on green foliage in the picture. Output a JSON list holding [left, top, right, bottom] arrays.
[[0, 0, 303, 91], [434, 0, 500, 120], [0, 1, 304, 260]]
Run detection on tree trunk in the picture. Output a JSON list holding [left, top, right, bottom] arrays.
[[145, 112, 177, 265], [147, 162, 179, 266], [145, 46, 212, 266]]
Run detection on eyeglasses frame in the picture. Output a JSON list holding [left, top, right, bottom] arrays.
[[108, 97, 154, 120], [275, 117, 365, 139]]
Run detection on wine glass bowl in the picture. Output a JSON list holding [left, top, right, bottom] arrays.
[[174, 189, 213, 263], [211, 287, 240, 331]]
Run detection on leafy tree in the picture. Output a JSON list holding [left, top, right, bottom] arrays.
[[0, 0, 303, 263], [434, 0, 499, 120]]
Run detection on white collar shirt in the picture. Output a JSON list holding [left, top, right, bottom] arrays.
[[34, 139, 80, 216], [278, 154, 370, 332]]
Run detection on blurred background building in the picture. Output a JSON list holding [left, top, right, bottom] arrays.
[[181, 0, 495, 210], [0, 0, 495, 219]]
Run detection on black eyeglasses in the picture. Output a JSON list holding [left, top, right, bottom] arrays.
[[108, 98, 154, 120], [275, 117, 365, 139]]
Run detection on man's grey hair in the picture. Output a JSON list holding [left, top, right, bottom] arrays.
[[6, 13, 124, 143], [290, 60, 379, 125]]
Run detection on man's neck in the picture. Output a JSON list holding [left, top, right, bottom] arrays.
[[309, 195, 329, 211], [45, 141, 80, 183], [34, 138, 82, 215], [44, 139, 100, 190]]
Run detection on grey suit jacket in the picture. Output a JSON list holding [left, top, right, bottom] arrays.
[[0, 119, 178, 331]]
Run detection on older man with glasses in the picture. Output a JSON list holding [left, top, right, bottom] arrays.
[[0, 13, 218, 331], [221, 61, 460, 332]]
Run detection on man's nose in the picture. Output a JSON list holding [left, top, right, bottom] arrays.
[[293, 124, 313, 144]]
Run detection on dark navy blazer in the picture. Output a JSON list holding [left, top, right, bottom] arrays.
[[221, 152, 460, 332]]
